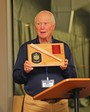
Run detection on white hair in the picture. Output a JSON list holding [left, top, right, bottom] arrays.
[[34, 10, 55, 24]]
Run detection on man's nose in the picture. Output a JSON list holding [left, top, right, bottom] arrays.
[[40, 23, 45, 29]]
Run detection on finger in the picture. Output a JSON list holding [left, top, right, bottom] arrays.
[[24, 60, 33, 72]]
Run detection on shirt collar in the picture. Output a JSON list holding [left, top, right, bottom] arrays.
[[36, 35, 54, 44]]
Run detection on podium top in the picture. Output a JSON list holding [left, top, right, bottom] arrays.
[[33, 78, 90, 100]]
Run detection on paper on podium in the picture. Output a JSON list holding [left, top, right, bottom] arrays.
[[33, 78, 90, 100], [27, 43, 65, 67]]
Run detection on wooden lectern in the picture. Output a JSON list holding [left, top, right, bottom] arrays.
[[33, 78, 90, 112]]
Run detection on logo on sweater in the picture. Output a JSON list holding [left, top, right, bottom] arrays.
[[31, 52, 41, 63]]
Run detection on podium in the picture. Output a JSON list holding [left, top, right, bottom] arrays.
[[33, 78, 90, 112]]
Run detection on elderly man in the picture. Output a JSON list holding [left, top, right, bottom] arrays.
[[13, 10, 76, 112]]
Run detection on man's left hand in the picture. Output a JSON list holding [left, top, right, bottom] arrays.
[[60, 59, 68, 70]]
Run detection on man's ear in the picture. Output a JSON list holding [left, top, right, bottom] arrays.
[[52, 24, 55, 30]]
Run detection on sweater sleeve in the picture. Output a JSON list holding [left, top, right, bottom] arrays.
[[13, 44, 29, 84], [63, 43, 77, 78]]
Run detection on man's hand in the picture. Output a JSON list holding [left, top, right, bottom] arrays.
[[24, 60, 33, 73], [60, 59, 68, 70]]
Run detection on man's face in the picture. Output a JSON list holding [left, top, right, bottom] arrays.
[[35, 13, 55, 39]]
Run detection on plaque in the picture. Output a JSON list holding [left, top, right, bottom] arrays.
[[27, 43, 65, 67]]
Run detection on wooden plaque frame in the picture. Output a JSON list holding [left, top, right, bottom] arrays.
[[27, 43, 65, 67]]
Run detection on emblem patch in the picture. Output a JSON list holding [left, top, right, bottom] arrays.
[[31, 52, 41, 63]]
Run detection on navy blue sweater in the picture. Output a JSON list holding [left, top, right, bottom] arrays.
[[13, 37, 77, 96]]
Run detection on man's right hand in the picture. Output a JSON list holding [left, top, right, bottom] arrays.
[[24, 60, 33, 73]]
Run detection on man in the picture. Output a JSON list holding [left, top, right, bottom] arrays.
[[13, 10, 77, 112]]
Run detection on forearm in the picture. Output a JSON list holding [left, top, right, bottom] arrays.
[[62, 65, 77, 78], [13, 69, 28, 84]]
